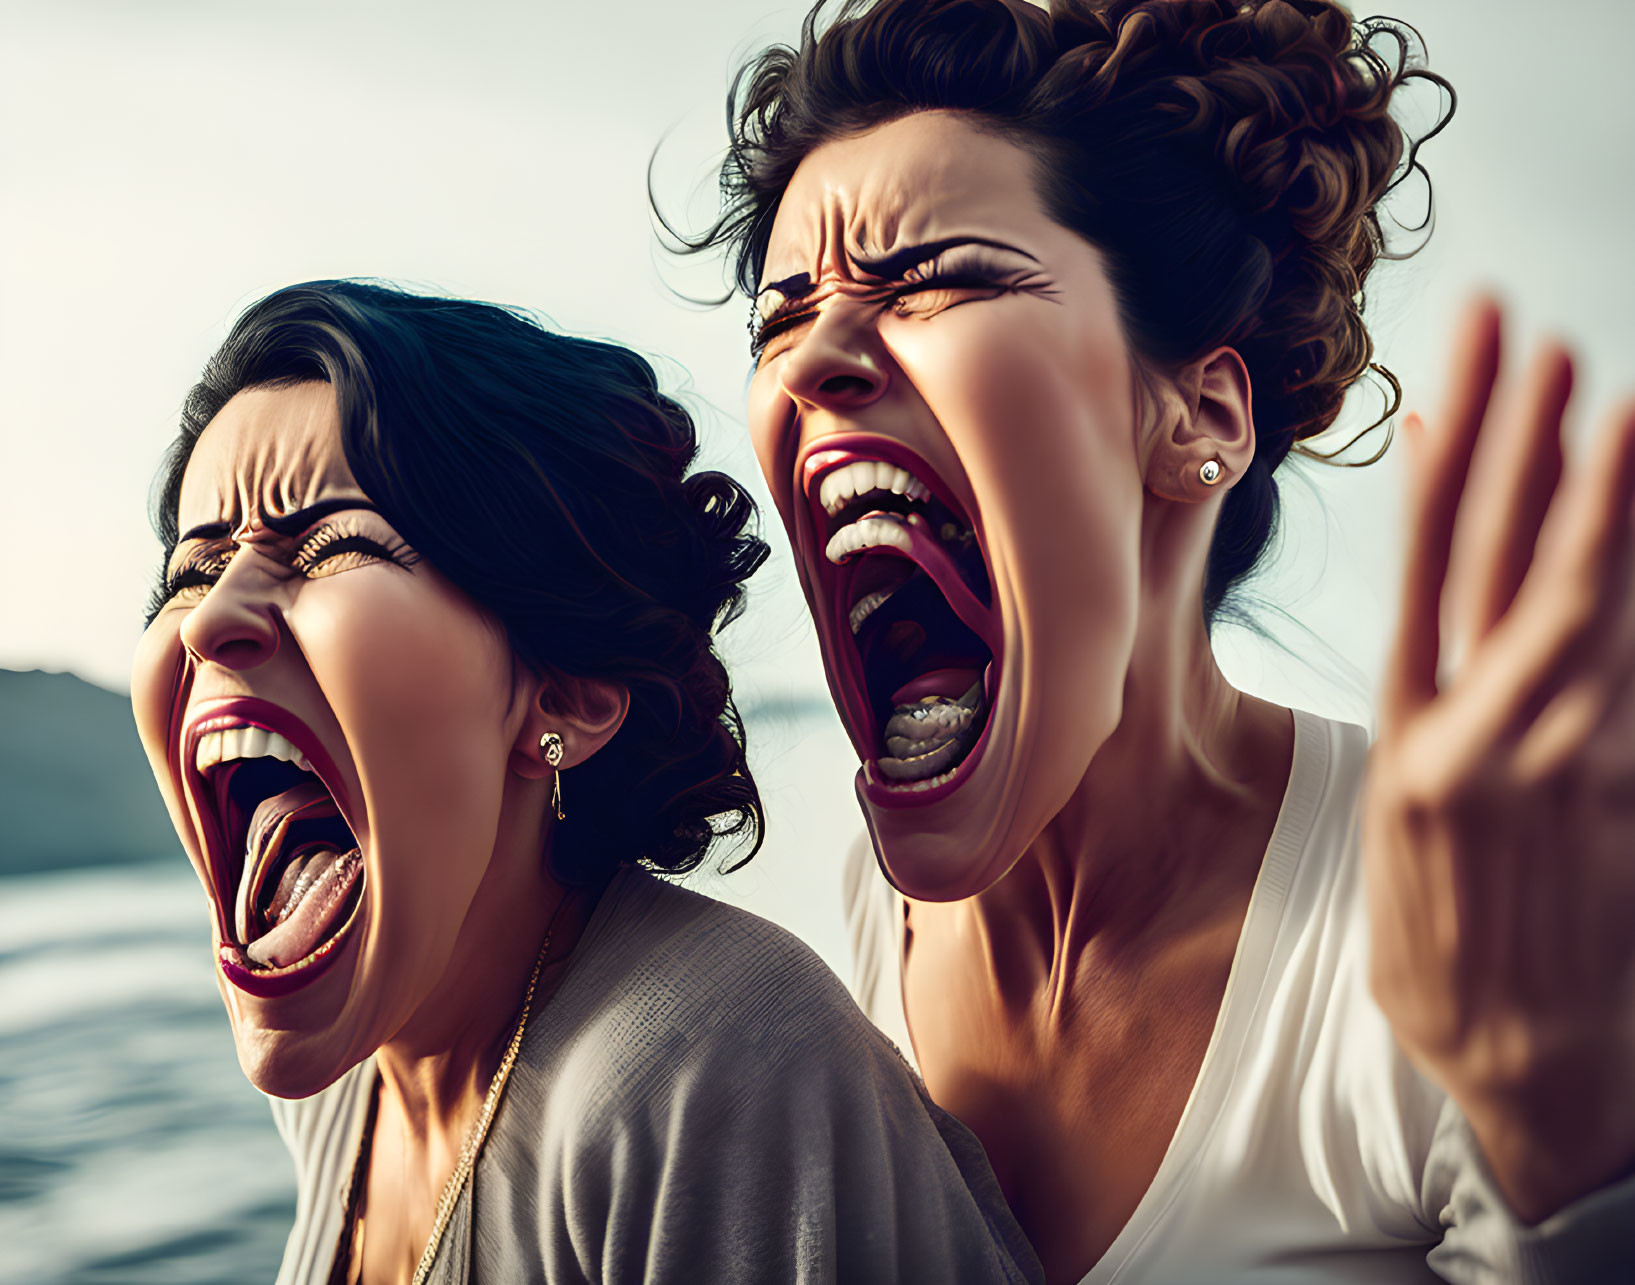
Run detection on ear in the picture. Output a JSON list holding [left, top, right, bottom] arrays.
[[509, 671, 630, 781], [1143, 347, 1255, 502]]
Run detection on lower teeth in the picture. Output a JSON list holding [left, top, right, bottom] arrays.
[[891, 765, 962, 792], [876, 680, 984, 783]]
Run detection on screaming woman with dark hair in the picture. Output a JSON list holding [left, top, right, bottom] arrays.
[[678, 0, 1635, 1279], [129, 280, 1043, 1284]]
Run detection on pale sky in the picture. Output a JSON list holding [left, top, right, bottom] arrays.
[[4, 0, 1632, 972], [4, 0, 1632, 709]]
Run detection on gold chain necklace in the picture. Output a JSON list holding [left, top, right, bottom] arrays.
[[406, 929, 552, 1285]]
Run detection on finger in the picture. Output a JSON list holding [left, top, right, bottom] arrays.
[[1448, 395, 1635, 743], [1383, 297, 1503, 725], [1452, 342, 1572, 646], [1528, 393, 1635, 650], [1569, 395, 1635, 597], [1512, 665, 1630, 785]]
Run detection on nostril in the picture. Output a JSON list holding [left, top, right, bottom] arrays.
[[216, 637, 273, 662], [820, 374, 876, 399], [185, 628, 279, 669]]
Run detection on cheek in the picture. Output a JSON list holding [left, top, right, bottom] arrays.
[[130, 618, 197, 847], [892, 300, 1143, 551], [131, 616, 181, 760], [297, 575, 507, 737], [895, 301, 1142, 776], [290, 572, 515, 877]]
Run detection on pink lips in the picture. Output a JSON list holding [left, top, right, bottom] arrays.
[[217, 923, 358, 998], [181, 696, 363, 997]]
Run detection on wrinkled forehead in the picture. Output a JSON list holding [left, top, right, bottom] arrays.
[[178, 381, 361, 531], [759, 110, 1050, 286]]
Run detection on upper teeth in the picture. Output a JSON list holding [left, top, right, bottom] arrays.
[[849, 589, 894, 634], [826, 515, 916, 565], [818, 460, 931, 517], [196, 727, 313, 776]]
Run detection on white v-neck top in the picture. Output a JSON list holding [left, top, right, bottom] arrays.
[[843, 709, 1633, 1284]]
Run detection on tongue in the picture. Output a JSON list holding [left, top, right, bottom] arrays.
[[247, 780, 336, 855], [837, 517, 997, 653], [891, 667, 984, 706], [896, 521, 998, 651], [234, 780, 344, 945], [245, 849, 362, 969]]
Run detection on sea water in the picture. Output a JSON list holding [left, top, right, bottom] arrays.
[[0, 865, 293, 1284]]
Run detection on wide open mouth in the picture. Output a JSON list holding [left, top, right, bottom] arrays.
[[804, 443, 1002, 802], [184, 710, 365, 997]]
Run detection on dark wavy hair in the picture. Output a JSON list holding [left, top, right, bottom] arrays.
[[672, 0, 1452, 621], [147, 279, 770, 882]]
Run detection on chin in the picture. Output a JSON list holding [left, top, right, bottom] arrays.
[[231, 1021, 363, 1100], [216, 913, 377, 1099], [851, 649, 1027, 902], [852, 632, 1124, 903]]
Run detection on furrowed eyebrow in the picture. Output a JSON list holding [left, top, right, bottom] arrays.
[[261, 498, 379, 536], [177, 497, 379, 544], [176, 520, 232, 544], [755, 272, 815, 319], [755, 237, 1040, 320], [760, 270, 813, 301], [849, 236, 1038, 281]]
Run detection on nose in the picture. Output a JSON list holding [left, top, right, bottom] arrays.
[[777, 301, 889, 413], [178, 549, 281, 671]]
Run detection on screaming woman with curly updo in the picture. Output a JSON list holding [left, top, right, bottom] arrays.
[[677, 0, 1635, 1279]]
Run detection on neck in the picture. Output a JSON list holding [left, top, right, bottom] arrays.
[[372, 788, 592, 1153], [967, 505, 1294, 971]]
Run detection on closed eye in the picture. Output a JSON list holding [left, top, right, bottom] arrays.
[[164, 565, 221, 597], [143, 520, 419, 625], [291, 528, 416, 576], [751, 243, 1047, 362], [751, 306, 821, 360], [889, 272, 1012, 317], [158, 546, 235, 605]]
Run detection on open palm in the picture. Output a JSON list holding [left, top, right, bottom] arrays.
[[1365, 298, 1635, 1222]]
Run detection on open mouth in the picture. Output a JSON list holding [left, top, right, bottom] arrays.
[[803, 443, 1001, 803], [183, 704, 365, 997]]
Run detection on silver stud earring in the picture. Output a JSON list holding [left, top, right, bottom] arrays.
[[1199, 459, 1223, 486], [539, 732, 565, 821]]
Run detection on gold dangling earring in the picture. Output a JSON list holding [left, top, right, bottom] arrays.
[[539, 732, 566, 821]]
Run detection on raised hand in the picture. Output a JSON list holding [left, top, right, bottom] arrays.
[[1365, 297, 1635, 1222]]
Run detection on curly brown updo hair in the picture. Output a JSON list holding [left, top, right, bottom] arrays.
[[681, 0, 1451, 620]]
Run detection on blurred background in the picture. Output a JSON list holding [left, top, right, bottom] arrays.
[[2, 0, 1631, 1279]]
